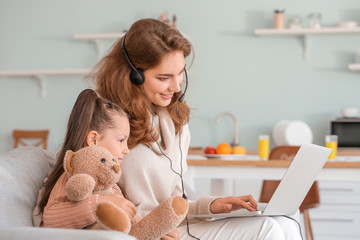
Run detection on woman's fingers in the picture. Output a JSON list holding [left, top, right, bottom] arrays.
[[210, 195, 258, 213], [237, 195, 258, 210]]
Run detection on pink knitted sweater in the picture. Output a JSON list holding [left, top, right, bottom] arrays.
[[43, 172, 123, 229]]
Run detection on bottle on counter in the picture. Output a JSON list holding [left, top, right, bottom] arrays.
[[274, 9, 285, 29]]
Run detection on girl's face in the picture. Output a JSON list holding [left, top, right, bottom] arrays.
[[143, 50, 186, 107], [89, 114, 130, 164]]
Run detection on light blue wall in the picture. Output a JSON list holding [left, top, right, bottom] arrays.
[[1, 0, 360, 153]]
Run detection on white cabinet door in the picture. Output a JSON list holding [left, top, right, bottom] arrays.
[[311, 181, 360, 240]]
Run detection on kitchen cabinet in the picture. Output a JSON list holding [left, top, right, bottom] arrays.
[[311, 181, 360, 240]]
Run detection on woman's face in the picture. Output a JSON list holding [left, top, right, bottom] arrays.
[[143, 50, 186, 107]]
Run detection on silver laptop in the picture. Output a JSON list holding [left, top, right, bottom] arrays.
[[190, 143, 331, 220]]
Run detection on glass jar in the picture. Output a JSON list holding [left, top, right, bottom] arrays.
[[308, 13, 322, 29], [289, 17, 302, 29]]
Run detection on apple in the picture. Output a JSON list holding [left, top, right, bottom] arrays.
[[204, 146, 216, 154]]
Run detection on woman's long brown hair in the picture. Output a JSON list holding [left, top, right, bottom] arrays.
[[92, 18, 192, 149], [38, 89, 128, 214]]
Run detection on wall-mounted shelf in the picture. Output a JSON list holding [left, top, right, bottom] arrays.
[[2, 32, 125, 99], [2, 31, 127, 99], [0, 69, 91, 98], [74, 33, 126, 40], [348, 63, 360, 71], [74, 31, 190, 59], [254, 27, 360, 59], [255, 27, 360, 35], [74, 32, 126, 59]]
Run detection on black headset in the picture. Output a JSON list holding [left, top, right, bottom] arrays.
[[121, 33, 188, 102]]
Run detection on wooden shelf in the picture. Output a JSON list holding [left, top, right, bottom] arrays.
[[254, 27, 360, 60], [0, 69, 91, 98]]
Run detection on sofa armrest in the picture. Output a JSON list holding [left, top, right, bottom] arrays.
[[0, 147, 56, 227], [0, 227, 135, 240]]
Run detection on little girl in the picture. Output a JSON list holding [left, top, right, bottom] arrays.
[[37, 89, 137, 229]]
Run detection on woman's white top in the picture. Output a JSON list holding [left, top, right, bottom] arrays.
[[118, 109, 217, 217]]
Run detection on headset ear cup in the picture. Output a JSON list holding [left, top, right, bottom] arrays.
[[130, 68, 145, 85]]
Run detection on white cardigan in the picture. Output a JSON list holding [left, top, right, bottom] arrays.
[[118, 109, 216, 217]]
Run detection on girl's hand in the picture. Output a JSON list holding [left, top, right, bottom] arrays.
[[160, 228, 180, 240], [98, 195, 137, 220], [210, 195, 258, 214]]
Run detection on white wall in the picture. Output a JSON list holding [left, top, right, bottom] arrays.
[[1, 0, 360, 153]]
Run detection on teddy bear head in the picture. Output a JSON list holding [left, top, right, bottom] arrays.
[[64, 145, 121, 192]]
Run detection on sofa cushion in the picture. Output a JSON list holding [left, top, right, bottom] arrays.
[[0, 147, 56, 227], [0, 226, 135, 240]]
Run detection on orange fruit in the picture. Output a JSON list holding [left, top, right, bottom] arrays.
[[232, 145, 246, 155], [216, 143, 232, 154]]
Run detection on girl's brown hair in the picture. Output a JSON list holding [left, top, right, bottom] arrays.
[[38, 89, 128, 214], [92, 18, 192, 149]]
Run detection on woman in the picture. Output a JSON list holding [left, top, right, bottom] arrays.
[[94, 18, 301, 240]]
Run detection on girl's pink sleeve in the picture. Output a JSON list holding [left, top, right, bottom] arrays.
[[43, 195, 99, 229], [43, 174, 124, 229], [43, 173, 99, 229]]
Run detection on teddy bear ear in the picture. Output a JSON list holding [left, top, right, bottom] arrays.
[[64, 150, 75, 173]]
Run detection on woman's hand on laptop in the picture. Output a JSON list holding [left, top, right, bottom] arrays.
[[210, 195, 258, 213]]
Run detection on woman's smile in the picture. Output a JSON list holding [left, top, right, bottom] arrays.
[[160, 93, 174, 99]]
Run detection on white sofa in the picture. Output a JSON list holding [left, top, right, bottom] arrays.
[[0, 147, 134, 240]]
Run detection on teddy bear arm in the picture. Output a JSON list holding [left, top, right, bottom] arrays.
[[66, 174, 96, 202], [94, 201, 131, 233], [130, 196, 188, 240]]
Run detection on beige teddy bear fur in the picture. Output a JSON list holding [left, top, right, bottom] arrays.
[[64, 145, 188, 240]]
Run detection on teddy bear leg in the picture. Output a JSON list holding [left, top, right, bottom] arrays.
[[94, 201, 131, 233], [130, 196, 188, 240]]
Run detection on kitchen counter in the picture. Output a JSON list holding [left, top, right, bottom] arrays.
[[186, 153, 360, 196], [187, 156, 360, 168]]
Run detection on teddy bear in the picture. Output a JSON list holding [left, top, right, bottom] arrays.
[[63, 145, 188, 240]]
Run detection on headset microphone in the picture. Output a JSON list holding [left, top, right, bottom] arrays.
[[178, 68, 188, 102]]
